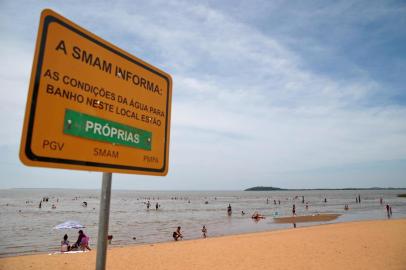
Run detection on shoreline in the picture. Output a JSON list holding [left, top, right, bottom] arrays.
[[0, 214, 371, 258], [0, 217, 400, 258], [1, 218, 405, 270]]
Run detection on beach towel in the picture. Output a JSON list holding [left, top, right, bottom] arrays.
[[49, 250, 89, 255]]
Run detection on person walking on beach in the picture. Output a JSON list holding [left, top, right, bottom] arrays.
[[202, 225, 207, 238], [173, 226, 183, 241], [292, 204, 296, 216]]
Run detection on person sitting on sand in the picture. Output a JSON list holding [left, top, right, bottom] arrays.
[[61, 234, 70, 252], [173, 226, 183, 241], [72, 230, 91, 251]]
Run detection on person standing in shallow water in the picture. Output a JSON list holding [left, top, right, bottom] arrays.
[[292, 204, 296, 216], [227, 204, 232, 216], [202, 225, 207, 238]]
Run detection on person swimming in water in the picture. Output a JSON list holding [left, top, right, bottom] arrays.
[[251, 211, 265, 219]]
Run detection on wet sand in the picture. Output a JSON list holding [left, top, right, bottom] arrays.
[[273, 213, 341, 223], [1, 219, 405, 270]]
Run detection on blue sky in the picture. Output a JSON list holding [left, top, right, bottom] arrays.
[[0, 0, 405, 190]]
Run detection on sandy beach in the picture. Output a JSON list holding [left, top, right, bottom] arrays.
[[1, 219, 405, 270]]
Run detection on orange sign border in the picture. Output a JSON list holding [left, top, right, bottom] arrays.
[[20, 9, 172, 175]]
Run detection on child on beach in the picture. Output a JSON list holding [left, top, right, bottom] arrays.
[[173, 226, 183, 241], [202, 225, 207, 238], [61, 234, 70, 252]]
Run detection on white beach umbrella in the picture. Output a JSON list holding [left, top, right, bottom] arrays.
[[53, 220, 86, 230]]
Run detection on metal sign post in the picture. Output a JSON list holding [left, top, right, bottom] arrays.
[[96, 172, 112, 270]]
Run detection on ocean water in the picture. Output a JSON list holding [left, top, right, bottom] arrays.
[[0, 189, 405, 257]]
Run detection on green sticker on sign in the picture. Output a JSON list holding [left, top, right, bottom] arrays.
[[64, 109, 152, 151]]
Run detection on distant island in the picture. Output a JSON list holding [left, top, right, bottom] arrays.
[[244, 186, 406, 191], [244, 186, 286, 191]]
